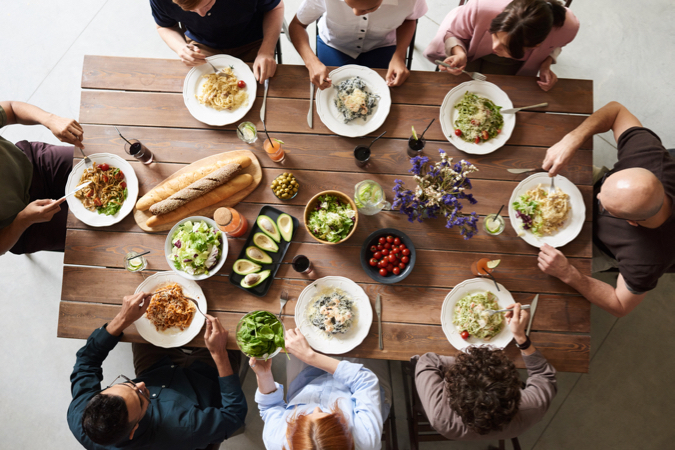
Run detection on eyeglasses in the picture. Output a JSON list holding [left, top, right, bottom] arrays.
[[106, 374, 151, 406]]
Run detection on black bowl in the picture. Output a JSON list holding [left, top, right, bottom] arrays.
[[360, 228, 416, 284]]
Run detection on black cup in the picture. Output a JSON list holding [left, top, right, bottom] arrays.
[[407, 136, 425, 157], [354, 145, 371, 167]]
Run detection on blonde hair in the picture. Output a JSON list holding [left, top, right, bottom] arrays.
[[284, 403, 355, 450]]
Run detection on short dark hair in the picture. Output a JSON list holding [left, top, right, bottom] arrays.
[[489, 0, 567, 59], [82, 393, 134, 445], [444, 346, 522, 435], [173, 0, 204, 10]]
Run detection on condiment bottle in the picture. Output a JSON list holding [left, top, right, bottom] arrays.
[[214, 207, 248, 238]]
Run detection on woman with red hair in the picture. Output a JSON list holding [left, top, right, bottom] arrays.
[[250, 328, 391, 450]]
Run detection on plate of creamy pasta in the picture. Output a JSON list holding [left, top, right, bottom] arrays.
[[183, 55, 257, 126], [134, 272, 207, 348], [294, 276, 373, 354], [441, 278, 515, 352], [508, 173, 586, 248], [65, 153, 138, 227], [316, 65, 391, 138]]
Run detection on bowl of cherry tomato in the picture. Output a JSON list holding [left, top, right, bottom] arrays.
[[360, 228, 416, 284]]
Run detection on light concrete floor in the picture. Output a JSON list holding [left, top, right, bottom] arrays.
[[1, 1, 674, 449]]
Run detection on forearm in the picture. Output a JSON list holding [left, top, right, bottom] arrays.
[[306, 352, 340, 374], [289, 16, 321, 67], [561, 266, 630, 317], [156, 25, 188, 54], [259, 2, 285, 57], [566, 102, 624, 147], [2, 101, 54, 127], [212, 352, 234, 377], [393, 20, 416, 60], [540, 56, 553, 70], [514, 334, 537, 356], [256, 372, 278, 394], [0, 212, 32, 255]]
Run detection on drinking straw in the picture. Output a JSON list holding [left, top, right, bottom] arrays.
[[367, 131, 387, 149], [418, 118, 436, 140], [114, 126, 133, 146]]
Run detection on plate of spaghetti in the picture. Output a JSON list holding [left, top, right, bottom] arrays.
[[508, 173, 585, 248], [183, 55, 257, 126], [134, 272, 207, 348], [65, 153, 138, 227]]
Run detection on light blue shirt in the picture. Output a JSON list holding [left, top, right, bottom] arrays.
[[255, 360, 389, 450]]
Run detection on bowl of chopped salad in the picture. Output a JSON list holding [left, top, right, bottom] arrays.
[[164, 216, 228, 280], [304, 191, 358, 245]]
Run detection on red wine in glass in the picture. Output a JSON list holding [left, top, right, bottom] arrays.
[[124, 139, 153, 164], [292, 255, 313, 274]]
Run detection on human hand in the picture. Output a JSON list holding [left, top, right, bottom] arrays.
[[542, 134, 578, 176], [45, 115, 84, 149], [285, 328, 314, 363], [108, 292, 153, 335], [308, 61, 331, 90], [249, 356, 273, 376], [538, 243, 575, 283], [386, 54, 410, 87], [537, 66, 558, 91], [439, 54, 466, 76], [204, 314, 229, 358], [18, 199, 64, 225], [253, 52, 277, 83], [504, 302, 529, 343], [177, 44, 207, 66]]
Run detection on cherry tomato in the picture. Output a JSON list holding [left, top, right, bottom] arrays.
[[386, 235, 394, 243], [393, 237, 401, 245], [373, 251, 382, 260], [237, 80, 246, 88], [370, 245, 378, 252], [115, 170, 124, 180], [474, 137, 481, 144], [399, 243, 406, 249], [401, 256, 410, 264], [460, 330, 470, 340], [392, 247, 400, 254], [384, 242, 391, 249], [379, 268, 388, 276], [454, 129, 462, 137], [497, 129, 502, 134], [388, 254, 398, 263], [99, 163, 110, 171], [120, 181, 127, 188], [377, 244, 384, 251], [402, 248, 410, 256], [386, 264, 394, 272], [481, 130, 489, 140], [94, 198, 102, 207], [381, 249, 389, 256], [379, 237, 386, 244], [398, 262, 406, 269], [392, 267, 400, 275], [103, 175, 109, 183], [86, 190, 93, 197], [369, 258, 378, 266]]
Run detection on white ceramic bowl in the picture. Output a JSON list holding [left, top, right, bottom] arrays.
[[164, 216, 228, 280]]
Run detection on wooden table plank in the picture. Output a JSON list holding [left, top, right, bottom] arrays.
[[64, 229, 590, 294], [80, 91, 593, 149], [82, 56, 593, 114], [79, 124, 594, 184], [61, 267, 590, 333]]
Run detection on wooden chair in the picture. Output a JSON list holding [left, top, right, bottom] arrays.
[[401, 361, 521, 450]]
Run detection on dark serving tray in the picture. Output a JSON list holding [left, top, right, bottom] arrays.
[[228, 205, 299, 297]]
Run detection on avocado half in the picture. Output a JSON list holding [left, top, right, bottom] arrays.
[[246, 246, 273, 264], [232, 259, 262, 276], [277, 213, 294, 242], [257, 215, 281, 243], [253, 232, 279, 253], [241, 270, 271, 288]]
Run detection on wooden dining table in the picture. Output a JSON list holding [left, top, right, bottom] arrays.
[[58, 55, 593, 373]]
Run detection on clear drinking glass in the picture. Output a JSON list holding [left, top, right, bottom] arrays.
[[237, 122, 258, 144], [124, 139, 153, 164], [354, 180, 391, 215], [483, 214, 506, 235], [124, 251, 147, 272]]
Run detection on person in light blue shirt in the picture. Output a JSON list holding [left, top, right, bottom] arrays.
[[250, 327, 391, 450]]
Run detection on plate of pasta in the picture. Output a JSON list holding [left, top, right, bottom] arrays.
[[183, 55, 257, 126], [134, 272, 207, 348], [65, 153, 139, 227], [508, 173, 585, 248], [316, 65, 391, 138], [441, 278, 515, 352], [439, 80, 515, 155], [294, 276, 373, 354]]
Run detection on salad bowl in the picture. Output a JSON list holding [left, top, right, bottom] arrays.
[[164, 216, 228, 281], [304, 190, 359, 245]]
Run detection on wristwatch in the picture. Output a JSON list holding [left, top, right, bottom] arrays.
[[515, 336, 531, 350]]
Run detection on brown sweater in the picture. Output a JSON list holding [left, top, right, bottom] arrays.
[[414, 350, 557, 440]]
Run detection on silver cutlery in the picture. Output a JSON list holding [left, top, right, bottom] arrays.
[[307, 82, 314, 129], [78, 146, 93, 169], [434, 60, 487, 81], [278, 289, 289, 318], [507, 168, 538, 174], [187, 45, 219, 73], [485, 304, 531, 317], [548, 175, 557, 195], [500, 103, 548, 114], [58, 180, 92, 202], [260, 78, 270, 123], [375, 294, 383, 350], [526, 294, 539, 336]]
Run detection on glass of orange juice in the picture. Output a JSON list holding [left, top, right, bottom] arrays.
[[263, 138, 285, 163], [471, 258, 500, 277]]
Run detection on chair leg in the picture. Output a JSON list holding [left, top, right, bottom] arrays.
[[275, 38, 283, 65], [511, 437, 522, 450], [498, 439, 506, 450], [406, 20, 417, 70]]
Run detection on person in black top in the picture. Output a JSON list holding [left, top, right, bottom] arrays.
[[538, 101, 675, 317]]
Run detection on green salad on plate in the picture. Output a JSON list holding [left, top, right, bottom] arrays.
[[307, 194, 356, 243]]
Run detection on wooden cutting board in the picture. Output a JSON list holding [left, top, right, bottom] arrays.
[[134, 149, 262, 232]]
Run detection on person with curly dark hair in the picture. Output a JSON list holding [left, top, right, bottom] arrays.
[[415, 303, 557, 440]]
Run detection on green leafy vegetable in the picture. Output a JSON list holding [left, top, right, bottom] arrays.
[[307, 194, 356, 243], [236, 311, 288, 360]]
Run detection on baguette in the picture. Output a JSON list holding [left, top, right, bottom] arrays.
[[136, 155, 251, 211], [146, 173, 253, 228], [149, 163, 241, 215]]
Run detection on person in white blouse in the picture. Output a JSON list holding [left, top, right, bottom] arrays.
[[288, 0, 428, 89]]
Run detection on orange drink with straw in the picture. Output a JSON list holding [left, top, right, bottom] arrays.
[[264, 138, 285, 163], [471, 258, 500, 277]]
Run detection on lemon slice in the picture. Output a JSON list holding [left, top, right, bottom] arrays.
[[486, 259, 501, 269], [128, 257, 143, 269]]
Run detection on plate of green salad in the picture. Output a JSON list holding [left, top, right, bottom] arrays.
[[439, 81, 515, 155], [165, 216, 228, 280], [441, 278, 515, 351], [304, 191, 358, 244], [236, 310, 287, 360]]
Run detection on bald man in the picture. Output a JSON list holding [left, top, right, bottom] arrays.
[[537, 101, 675, 317]]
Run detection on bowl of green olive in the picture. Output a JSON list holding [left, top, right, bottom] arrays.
[[271, 173, 299, 200]]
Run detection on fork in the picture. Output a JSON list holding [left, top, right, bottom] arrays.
[[548, 176, 556, 195], [485, 305, 531, 317], [78, 146, 93, 169], [278, 290, 289, 318], [434, 60, 487, 81], [150, 289, 207, 317]]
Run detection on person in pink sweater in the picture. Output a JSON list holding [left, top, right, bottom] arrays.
[[424, 0, 579, 91]]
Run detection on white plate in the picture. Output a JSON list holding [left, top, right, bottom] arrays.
[[134, 272, 207, 348], [316, 65, 391, 138], [294, 276, 373, 354], [165, 216, 228, 281], [65, 153, 139, 227], [441, 278, 515, 352], [439, 80, 515, 155], [183, 55, 257, 126], [508, 173, 585, 248]]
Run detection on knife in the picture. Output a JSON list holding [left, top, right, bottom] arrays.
[[58, 180, 92, 202], [307, 82, 314, 129], [526, 294, 539, 336], [500, 102, 548, 114], [375, 294, 383, 350], [507, 168, 538, 174], [260, 78, 269, 123]]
